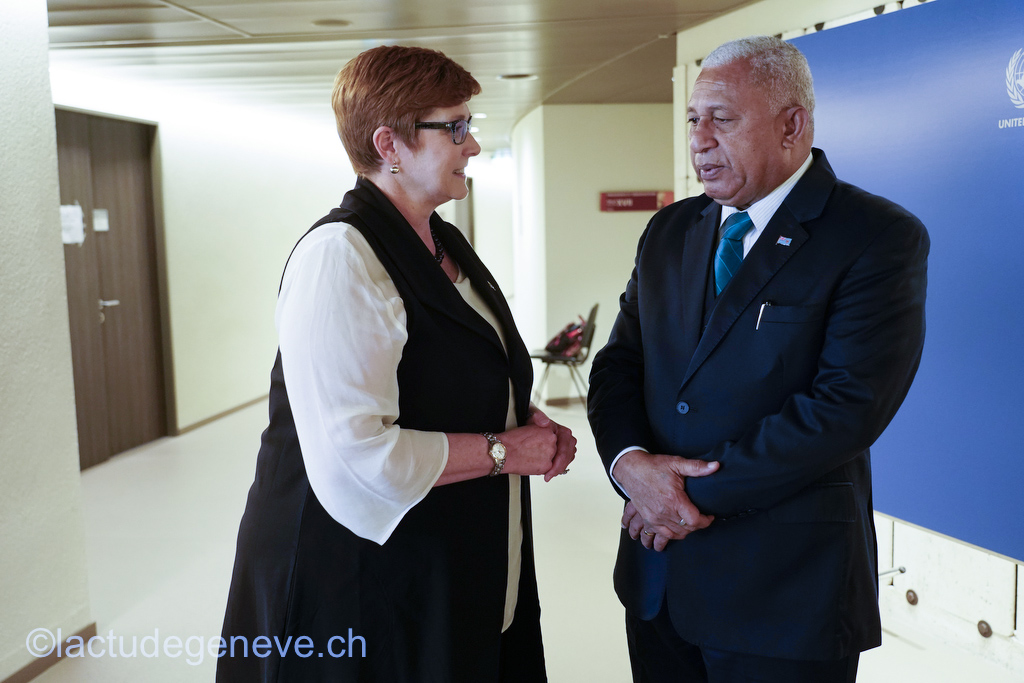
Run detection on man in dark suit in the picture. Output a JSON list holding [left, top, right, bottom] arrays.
[[588, 35, 928, 683]]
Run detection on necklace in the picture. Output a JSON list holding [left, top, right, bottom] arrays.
[[430, 225, 445, 265]]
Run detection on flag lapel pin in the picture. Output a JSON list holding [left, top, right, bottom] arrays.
[[776, 236, 793, 246]]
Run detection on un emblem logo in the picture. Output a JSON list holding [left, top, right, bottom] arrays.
[[1008, 49, 1024, 109]]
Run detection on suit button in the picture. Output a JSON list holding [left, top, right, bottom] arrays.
[[676, 401, 690, 414]]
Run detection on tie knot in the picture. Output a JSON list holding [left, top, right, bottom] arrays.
[[722, 211, 753, 241]]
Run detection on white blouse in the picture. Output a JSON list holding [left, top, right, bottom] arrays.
[[276, 221, 521, 630]]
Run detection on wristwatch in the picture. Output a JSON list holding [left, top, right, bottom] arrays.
[[481, 432, 507, 476]]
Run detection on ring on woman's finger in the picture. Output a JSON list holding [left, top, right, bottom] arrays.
[[679, 518, 689, 527], [642, 529, 655, 537]]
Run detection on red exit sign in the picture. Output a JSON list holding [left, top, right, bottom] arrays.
[[600, 191, 674, 212]]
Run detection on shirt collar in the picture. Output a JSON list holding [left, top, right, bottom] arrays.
[[719, 152, 813, 231]]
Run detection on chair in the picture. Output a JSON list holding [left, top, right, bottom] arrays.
[[531, 303, 599, 407]]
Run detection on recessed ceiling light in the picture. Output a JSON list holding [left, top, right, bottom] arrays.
[[497, 73, 538, 81], [473, 112, 488, 119], [312, 18, 351, 28]]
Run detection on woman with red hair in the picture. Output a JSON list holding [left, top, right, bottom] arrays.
[[218, 45, 574, 682]]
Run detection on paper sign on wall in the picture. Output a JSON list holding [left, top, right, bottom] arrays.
[[93, 208, 110, 232], [61, 204, 85, 245]]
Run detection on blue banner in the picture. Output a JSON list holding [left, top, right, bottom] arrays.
[[793, 0, 1024, 561]]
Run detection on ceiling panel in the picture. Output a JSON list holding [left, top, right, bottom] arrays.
[[47, 0, 750, 150]]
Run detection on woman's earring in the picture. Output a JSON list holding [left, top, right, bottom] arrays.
[[390, 162, 400, 174]]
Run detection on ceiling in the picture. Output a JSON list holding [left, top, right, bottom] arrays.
[[47, 0, 752, 151]]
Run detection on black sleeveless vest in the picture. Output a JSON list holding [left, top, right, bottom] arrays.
[[218, 178, 544, 682]]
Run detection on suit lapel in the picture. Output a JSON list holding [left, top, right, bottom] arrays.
[[432, 214, 513, 358], [675, 203, 719, 369], [342, 180, 508, 358], [438, 214, 534, 423]]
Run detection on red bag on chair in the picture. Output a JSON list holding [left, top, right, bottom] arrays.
[[544, 317, 585, 357]]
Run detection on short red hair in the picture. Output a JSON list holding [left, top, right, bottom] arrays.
[[332, 46, 482, 176]]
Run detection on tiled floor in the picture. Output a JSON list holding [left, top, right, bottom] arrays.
[[33, 401, 1020, 682]]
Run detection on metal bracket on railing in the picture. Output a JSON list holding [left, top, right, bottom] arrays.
[[878, 566, 906, 578]]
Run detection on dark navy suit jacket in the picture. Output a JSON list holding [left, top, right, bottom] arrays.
[[588, 150, 928, 660]]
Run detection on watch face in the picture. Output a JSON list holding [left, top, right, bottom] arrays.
[[492, 443, 507, 460]]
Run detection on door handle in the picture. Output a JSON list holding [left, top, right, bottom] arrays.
[[98, 299, 120, 323]]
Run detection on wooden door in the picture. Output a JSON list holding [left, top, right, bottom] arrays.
[[55, 109, 168, 469]]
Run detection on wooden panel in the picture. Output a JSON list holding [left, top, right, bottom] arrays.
[[87, 116, 167, 455], [891, 521, 1017, 636], [55, 109, 111, 470]]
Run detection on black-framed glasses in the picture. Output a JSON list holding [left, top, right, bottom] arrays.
[[414, 117, 472, 145]]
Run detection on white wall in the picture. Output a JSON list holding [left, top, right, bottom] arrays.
[[511, 107, 548, 351], [0, 0, 92, 678], [467, 151, 517, 302], [49, 69, 357, 429], [512, 104, 674, 400], [674, 0, 897, 63]]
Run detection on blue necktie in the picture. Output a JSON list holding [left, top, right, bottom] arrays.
[[714, 211, 753, 295]]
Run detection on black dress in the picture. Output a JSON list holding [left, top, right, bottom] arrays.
[[217, 178, 546, 682]]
